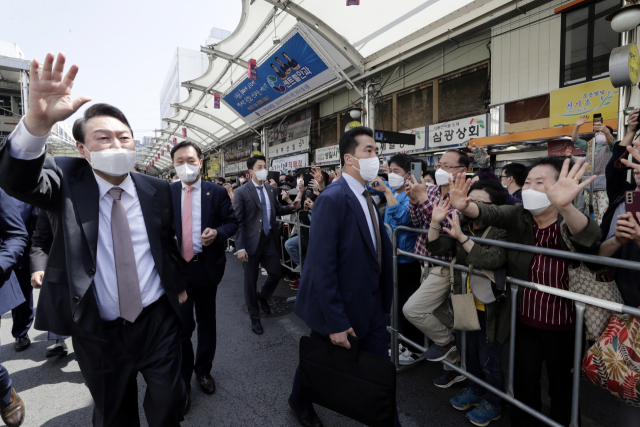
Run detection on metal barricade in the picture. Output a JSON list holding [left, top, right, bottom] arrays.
[[277, 212, 310, 303], [389, 224, 640, 427]]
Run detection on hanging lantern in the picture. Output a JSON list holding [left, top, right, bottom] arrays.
[[214, 92, 220, 109], [167, 144, 171, 151], [346, 0, 360, 5], [248, 59, 257, 80], [161, 150, 164, 157], [182, 127, 187, 138], [173, 138, 177, 145]]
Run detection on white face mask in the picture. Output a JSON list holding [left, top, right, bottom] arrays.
[[388, 172, 407, 189], [175, 163, 200, 182], [349, 155, 380, 182], [521, 189, 551, 214], [255, 169, 268, 182], [435, 168, 454, 186], [239, 178, 246, 183], [297, 178, 304, 186], [426, 182, 436, 187], [595, 134, 607, 145], [501, 177, 510, 189], [85, 147, 137, 177]]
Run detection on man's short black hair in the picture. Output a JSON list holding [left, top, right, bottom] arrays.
[[447, 149, 470, 168], [169, 171, 176, 178], [503, 163, 527, 187], [215, 177, 226, 184], [527, 156, 573, 180], [170, 141, 202, 160], [339, 126, 375, 167], [285, 175, 294, 184], [247, 155, 267, 170], [388, 153, 413, 175], [72, 103, 133, 143], [468, 179, 507, 206]]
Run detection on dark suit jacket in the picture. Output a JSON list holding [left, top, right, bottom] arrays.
[[601, 141, 635, 239], [171, 179, 238, 284], [0, 145, 186, 339], [232, 180, 293, 255], [9, 196, 37, 270], [0, 188, 28, 315], [294, 177, 393, 337], [30, 208, 52, 274]]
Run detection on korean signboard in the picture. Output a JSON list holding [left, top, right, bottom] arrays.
[[224, 147, 251, 164], [315, 145, 340, 165], [224, 30, 338, 123], [268, 122, 289, 143], [286, 117, 311, 140], [224, 161, 247, 176], [271, 154, 308, 172], [549, 79, 619, 127], [269, 135, 310, 159], [548, 139, 586, 157], [378, 127, 427, 157], [428, 114, 488, 148]]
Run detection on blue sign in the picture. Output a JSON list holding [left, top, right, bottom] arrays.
[[225, 32, 337, 123]]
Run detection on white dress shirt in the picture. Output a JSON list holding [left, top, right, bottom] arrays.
[[8, 118, 165, 321], [342, 172, 377, 252], [237, 179, 272, 254], [180, 177, 202, 255]]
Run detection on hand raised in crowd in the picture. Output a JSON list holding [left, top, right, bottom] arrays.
[[470, 142, 490, 169], [282, 190, 292, 203], [308, 179, 319, 193], [200, 227, 218, 246], [448, 173, 472, 212], [575, 115, 589, 127], [380, 163, 390, 175], [442, 211, 465, 241], [629, 110, 640, 134], [593, 123, 609, 135], [371, 176, 390, 194], [565, 145, 574, 158], [238, 251, 249, 263], [544, 158, 596, 209], [31, 271, 44, 289], [406, 175, 429, 203], [311, 166, 323, 183], [24, 52, 91, 137], [614, 212, 640, 247], [329, 327, 357, 349], [304, 198, 314, 211], [431, 197, 452, 224], [622, 140, 640, 171], [269, 179, 278, 187], [226, 186, 234, 202], [290, 186, 303, 210]]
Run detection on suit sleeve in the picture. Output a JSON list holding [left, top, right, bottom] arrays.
[[275, 192, 293, 216], [163, 183, 186, 293], [214, 190, 239, 241], [307, 192, 351, 334], [0, 189, 28, 278], [232, 188, 246, 252], [30, 209, 52, 273]]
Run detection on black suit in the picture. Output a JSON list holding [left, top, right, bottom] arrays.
[[232, 180, 293, 319], [0, 148, 187, 427], [171, 179, 238, 385]]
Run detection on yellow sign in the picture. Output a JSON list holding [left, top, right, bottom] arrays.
[[549, 79, 619, 127], [630, 44, 640, 84], [251, 150, 262, 156], [208, 153, 221, 177]]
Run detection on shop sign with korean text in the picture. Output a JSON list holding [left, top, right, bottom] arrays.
[[224, 147, 251, 163], [549, 79, 619, 127], [286, 117, 311, 140], [428, 115, 488, 148], [271, 153, 308, 172], [223, 28, 339, 123], [315, 145, 340, 165], [267, 122, 289, 143], [379, 127, 427, 157], [269, 135, 310, 159], [548, 140, 586, 157]]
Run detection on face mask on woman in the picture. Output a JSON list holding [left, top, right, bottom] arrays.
[[521, 189, 551, 214], [595, 134, 607, 145]]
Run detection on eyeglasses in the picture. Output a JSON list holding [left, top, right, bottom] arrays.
[[435, 165, 463, 171], [499, 175, 511, 179]]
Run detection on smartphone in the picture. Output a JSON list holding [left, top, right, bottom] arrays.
[[411, 162, 422, 183], [625, 191, 640, 217], [593, 113, 603, 126]]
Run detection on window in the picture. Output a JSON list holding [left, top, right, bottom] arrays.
[[561, 0, 620, 87], [0, 96, 12, 116], [13, 97, 22, 116]]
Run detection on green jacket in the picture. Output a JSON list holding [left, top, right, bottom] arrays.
[[425, 223, 510, 344]]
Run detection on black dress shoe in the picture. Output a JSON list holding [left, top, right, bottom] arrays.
[[14, 336, 30, 352], [252, 319, 264, 335], [257, 294, 271, 315], [184, 385, 191, 415], [288, 396, 323, 427], [46, 340, 68, 358], [196, 374, 216, 394]]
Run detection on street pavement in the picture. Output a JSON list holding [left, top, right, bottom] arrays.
[[0, 253, 622, 426]]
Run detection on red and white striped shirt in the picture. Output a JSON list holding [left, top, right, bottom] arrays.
[[519, 222, 575, 331]]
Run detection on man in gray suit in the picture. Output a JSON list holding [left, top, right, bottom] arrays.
[[233, 155, 301, 334]]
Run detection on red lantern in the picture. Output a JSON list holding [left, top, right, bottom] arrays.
[[346, 0, 360, 4], [173, 138, 177, 145], [214, 92, 220, 109], [182, 127, 187, 138], [248, 59, 257, 80]]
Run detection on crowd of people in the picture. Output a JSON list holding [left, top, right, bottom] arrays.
[[1, 52, 640, 427]]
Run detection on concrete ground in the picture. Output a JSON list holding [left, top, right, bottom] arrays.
[[0, 253, 622, 426]]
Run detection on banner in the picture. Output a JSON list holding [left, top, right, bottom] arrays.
[[271, 154, 308, 172], [267, 122, 289, 143], [208, 153, 221, 177], [286, 117, 311, 140], [269, 135, 310, 158], [378, 127, 427, 157], [428, 115, 487, 148], [224, 31, 338, 123], [548, 139, 586, 157], [224, 146, 251, 163], [315, 145, 340, 165], [549, 79, 619, 127]]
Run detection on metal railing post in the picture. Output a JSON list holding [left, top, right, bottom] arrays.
[[507, 284, 518, 398], [390, 224, 400, 369], [570, 302, 586, 427], [459, 273, 467, 371], [298, 212, 304, 272]]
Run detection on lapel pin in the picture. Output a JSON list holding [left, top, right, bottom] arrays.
[[207, 192, 210, 195]]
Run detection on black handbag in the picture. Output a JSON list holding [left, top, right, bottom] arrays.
[[299, 335, 396, 427]]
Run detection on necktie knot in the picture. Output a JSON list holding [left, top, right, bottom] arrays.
[[185, 186, 194, 194], [109, 188, 123, 201], [256, 186, 263, 191]]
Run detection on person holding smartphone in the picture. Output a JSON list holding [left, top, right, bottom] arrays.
[[572, 114, 617, 223]]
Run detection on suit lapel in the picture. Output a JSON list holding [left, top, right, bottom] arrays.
[[131, 174, 162, 276], [265, 183, 276, 221], [171, 182, 182, 245], [201, 181, 211, 233], [248, 181, 262, 210], [339, 178, 377, 261], [69, 165, 100, 265]]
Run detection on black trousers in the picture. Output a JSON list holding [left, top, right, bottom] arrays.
[[73, 296, 186, 427], [11, 267, 34, 339], [180, 258, 220, 385], [396, 261, 423, 353], [511, 320, 577, 427], [244, 231, 282, 320]]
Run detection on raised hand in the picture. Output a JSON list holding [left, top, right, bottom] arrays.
[[629, 110, 640, 133], [432, 197, 451, 224], [576, 115, 589, 127], [448, 173, 472, 211], [615, 212, 640, 246], [442, 211, 464, 241], [470, 142, 490, 168], [544, 158, 596, 209], [24, 52, 91, 137], [622, 141, 640, 172], [371, 175, 390, 194], [407, 175, 428, 203], [311, 166, 323, 183]]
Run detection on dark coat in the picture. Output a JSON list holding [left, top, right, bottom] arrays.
[[30, 208, 52, 274], [0, 188, 28, 315]]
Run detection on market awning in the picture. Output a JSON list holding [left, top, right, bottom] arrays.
[[470, 118, 619, 147]]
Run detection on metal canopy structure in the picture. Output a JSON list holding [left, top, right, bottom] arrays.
[[145, 0, 552, 172]]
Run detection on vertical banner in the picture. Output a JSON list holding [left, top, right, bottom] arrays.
[[214, 92, 220, 109], [173, 138, 177, 145], [182, 127, 187, 138], [248, 59, 257, 81]]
